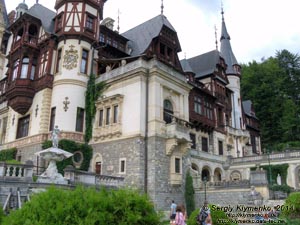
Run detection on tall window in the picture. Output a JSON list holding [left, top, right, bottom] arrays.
[[16, 115, 30, 139], [49, 107, 56, 131], [80, 49, 89, 74], [190, 133, 196, 149], [106, 107, 110, 125], [85, 15, 94, 30], [119, 158, 126, 174], [99, 109, 103, 127], [163, 99, 173, 124], [0, 117, 7, 144], [175, 158, 181, 174], [20, 57, 29, 79], [202, 137, 208, 152], [218, 140, 223, 155], [30, 58, 37, 80], [56, 15, 62, 31], [56, 49, 62, 73], [194, 96, 202, 114], [12, 60, 19, 81], [113, 105, 118, 123], [75, 107, 84, 132]]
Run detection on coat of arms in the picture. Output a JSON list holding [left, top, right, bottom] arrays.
[[63, 45, 79, 70]]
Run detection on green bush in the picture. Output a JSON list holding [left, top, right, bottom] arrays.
[[0, 207, 4, 224], [0, 148, 17, 161], [280, 192, 300, 219], [187, 206, 235, 225], [269, 184, 292, 194], [2, 186, 163, 225]]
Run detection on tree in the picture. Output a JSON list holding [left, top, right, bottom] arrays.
[[85, 74, 108, 143], [2, 186, 163, 225], [241, 49, 300, 148], [185, 171, 195, 217]]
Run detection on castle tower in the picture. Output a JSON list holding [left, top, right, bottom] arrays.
[[51, 0, 107, 133], [220, 9, 243, 130]]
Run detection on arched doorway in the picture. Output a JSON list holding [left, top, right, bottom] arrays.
[[201, 167, 210, 181], [214, 168, 222, 181]]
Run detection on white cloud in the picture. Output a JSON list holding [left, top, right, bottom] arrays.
[[5, 0, 300, 63]]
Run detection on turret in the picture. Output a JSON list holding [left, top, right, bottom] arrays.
[[220, 9, 243, 130]]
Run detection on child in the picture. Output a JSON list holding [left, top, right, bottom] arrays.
[[205, 217, 212, 225]]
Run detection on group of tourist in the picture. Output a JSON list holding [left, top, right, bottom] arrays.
[[170, 200, 212, 225]]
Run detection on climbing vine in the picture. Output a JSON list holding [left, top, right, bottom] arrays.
[[84, 73, 108, 143], [0, 148, 17, 161]]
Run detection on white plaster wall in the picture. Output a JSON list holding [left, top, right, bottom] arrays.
[[104, 78, 143, 136], [51, 83, 86, 132], [29, 91, 46, 135]]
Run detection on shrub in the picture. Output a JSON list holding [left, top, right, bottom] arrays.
[[280, 192, 300, 219], [0, 207, 4, 224], [185, 171, 195, 216], [2, 186, 163, 225], [0, 148, 17, 161]]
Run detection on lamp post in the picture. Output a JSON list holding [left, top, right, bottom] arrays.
[[267, 148, 272, 185], [203, 177, 207, 202]]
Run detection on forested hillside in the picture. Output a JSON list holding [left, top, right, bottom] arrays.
[[241, 49, 300, 151]]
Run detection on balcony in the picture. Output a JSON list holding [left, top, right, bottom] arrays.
[[226, 125, 250, 139], [166, 116, 190, 141]]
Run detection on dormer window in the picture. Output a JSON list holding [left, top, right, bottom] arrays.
[[56, 14, 62, 31]]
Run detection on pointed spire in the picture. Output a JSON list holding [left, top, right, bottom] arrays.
[[117, 9, 121, 33], [214, 25, 218, 50], [220, 4, 239, 74], [161, 0, 164, 15]]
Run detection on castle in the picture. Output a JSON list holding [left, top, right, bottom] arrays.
[[4, 0, 297, 212]]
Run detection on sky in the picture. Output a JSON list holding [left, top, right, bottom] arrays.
[[5, 0, 300, 64]]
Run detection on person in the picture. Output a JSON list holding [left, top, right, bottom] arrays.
[[180, 204, 187, 225], [51, 125, 60, 148], [170, 200, 177, 220], [205, 217, 212, 225], [197, 201, 211, 225], [175, 205, 185, 225]]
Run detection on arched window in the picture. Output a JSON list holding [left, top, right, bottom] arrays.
[[201, 168, 210, 181], [20, 57, 29, 79], [163, 99, 173, 124]]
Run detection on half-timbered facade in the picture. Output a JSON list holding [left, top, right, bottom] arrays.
[[0, 0, 264, 212]]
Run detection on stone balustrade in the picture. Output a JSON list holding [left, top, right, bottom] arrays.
[[64, 165, 124, 187], [0, 161, 34, 181], [232, 150, 300, 164]]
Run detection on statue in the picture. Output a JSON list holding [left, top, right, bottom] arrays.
[[277, 174, 282, 185], [51, 125, 60, 148]]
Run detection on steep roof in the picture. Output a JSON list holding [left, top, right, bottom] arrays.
[[182, 50, 221, 78], [27, 3, 56, 33], [122, 14, 177, 56], [242, 100, 258, 119], [220, 11, 238, 75], [0, 0, 9, 28]]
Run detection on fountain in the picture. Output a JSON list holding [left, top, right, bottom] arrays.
[[35, 126, 73, 184]]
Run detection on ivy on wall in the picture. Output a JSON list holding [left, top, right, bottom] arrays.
[[251, 163, 289, 185], [42, 139, 92, 174], [0, 148, 17, 161], [85, 74, 108, 143]]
